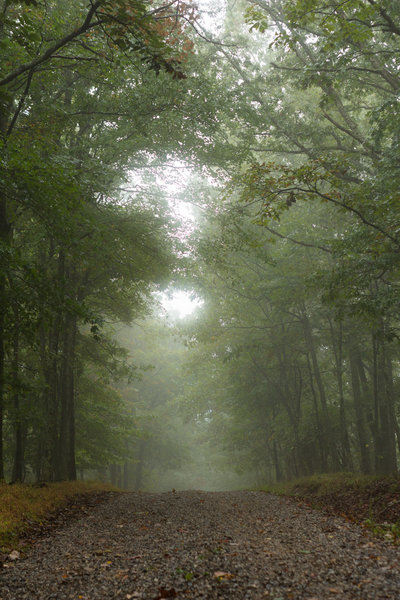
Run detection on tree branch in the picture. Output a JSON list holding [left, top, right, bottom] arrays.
[[6, 68, 34, 137], [367, 0, 400, 36], [289, 186, 400, 247], [0, 1, 102, 87], [263, 224, 332, 254]]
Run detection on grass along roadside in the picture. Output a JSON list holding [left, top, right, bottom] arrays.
[[2, 474, 399, 556], [0, 480, 119, 553], [262, 472, 400, 543]]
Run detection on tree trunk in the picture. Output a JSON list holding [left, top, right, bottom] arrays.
[[301, 313, 328, 415], [0, 35, 14, 479], [123, 462, 129, 490], [375, 336, 397, 474], [348, 347, 372, 473], [329, 319, 353, 470], [38, 247, 66, 481], [110, 464, 118, 487], [384, 353, 398, 473], [0, 272, 5, 481], [134, 440, 146, 491], [369, 331, 397, 474], [269, 400, 282, 482], [59, 313, 77, 481], [302, 311, 334, 470], [272, 438, 282, 482], [0, 195, 10, 481], [11, 306, 24, 482], [39, 313, 62, 480], [305, 351, 326, 471]]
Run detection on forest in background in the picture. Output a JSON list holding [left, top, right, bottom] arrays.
[[1, 0, 400, 488]]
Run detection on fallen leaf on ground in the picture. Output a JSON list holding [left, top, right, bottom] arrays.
[[213, 571, 235, 580]]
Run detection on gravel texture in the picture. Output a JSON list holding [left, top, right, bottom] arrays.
[[1, 490, 400, 599]]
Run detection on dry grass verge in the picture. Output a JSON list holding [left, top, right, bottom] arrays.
[[263, 472, 400, 542], [0, 480, 118, 552]]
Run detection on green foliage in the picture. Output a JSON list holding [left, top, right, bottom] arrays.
[[2, 0, 400, 490], [0, 0, 204, 482], [244, 6, 269, 33]]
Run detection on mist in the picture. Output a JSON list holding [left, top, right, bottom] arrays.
[[1, 0, 400, 486]]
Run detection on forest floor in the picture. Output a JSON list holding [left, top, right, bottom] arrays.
[[264, 473, 400, 543], [0, 481, 117, 552], [1, 489, 400, 599]]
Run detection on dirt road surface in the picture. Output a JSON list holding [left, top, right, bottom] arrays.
[[1, 491, 399, 599]]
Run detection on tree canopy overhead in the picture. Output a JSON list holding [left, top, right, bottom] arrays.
[[1, 0, 400, 486]]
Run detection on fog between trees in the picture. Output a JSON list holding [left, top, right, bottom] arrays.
[[1, 0, 400, 488]]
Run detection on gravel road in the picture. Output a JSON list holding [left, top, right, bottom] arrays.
[[1, 490, 400, 599]]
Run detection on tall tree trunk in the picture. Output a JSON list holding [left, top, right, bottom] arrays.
[[0, 271, 5, 481], [301, 311, 337, 468], [59, 313, 77, 481], [134, 440, 146, 490], [301, 313, 328, 415], [348, 347, 372, 473], [305, 352, 326, 471], [278, 349, 303, 474], [272, 438, 282, 482], [329, 319, 353, 470], [375, 335, 397, 474], [384, 351, 398, 472], [0, 28, 14, 479], [48, 321, 61, 480], [39, 316, 61, 480], [38, 245, 65, 480], [371, 333, 382, 472], [270, 401, 283, 482], [123, 461, 129, 490], [0, 195, 10, 481], [110, 464, 118, 487], [11, 305, 24, 481], [370, 331, 397, 474]]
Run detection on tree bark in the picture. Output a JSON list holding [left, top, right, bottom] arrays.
[[123, 461, 129, 490], [374, 335, 397, 474], [0, 195, 10, 481], [301, 310, 338, 469], [329, 319, 353, 470], [348, 347, 372, 473], [11, 306, 24, 482], [59, 313, 77, 481], [134, 440, 146, 490], [305, 351, 326, 471], [370, 331, 398, 474]]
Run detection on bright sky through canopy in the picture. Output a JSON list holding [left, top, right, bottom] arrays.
[[161, 290, 203, 319]]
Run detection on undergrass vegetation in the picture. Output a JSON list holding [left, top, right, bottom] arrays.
[[0, 481, 118, 552], [262, 472, 382, 496], [262, 473, 400, 544]]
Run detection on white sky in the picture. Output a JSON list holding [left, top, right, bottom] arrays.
[[160, 290, 203, 319], [155, 161, 196, 224], [196, 0, 227, 35]]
